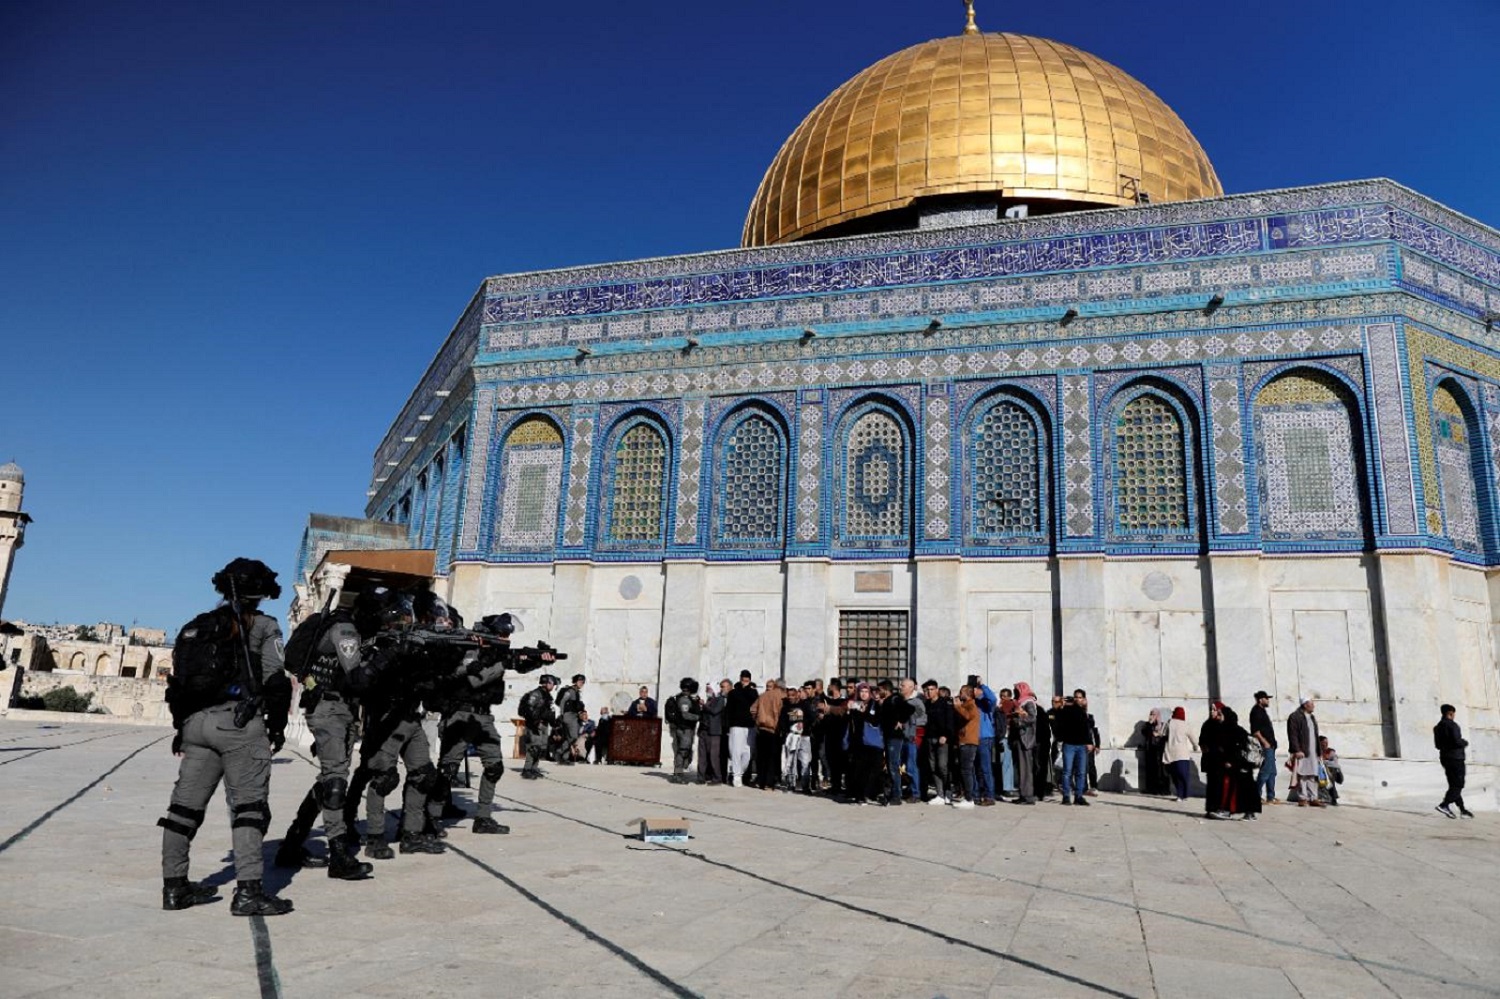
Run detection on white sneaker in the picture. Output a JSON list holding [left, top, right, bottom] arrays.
[[928, 797, 948, 807], [952, 799, 976, 809]]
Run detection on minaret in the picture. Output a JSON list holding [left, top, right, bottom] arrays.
[[0, 462, 31, 619]]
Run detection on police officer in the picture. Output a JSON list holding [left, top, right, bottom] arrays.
[[273, 603, 374, 881], [347, 591, 445, 858], [519, 674, 558, 778], [435, 613, 549, 834], [159, 558, 294, 916], [666, 678, 702, 783], [554, 673, 586, 764]]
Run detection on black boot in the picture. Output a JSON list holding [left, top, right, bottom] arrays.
[[399, 832, 446, 855], [363, 835, 395, 860], [274, 838, 328, 869], [472, 816, 509, 834], [441, 797, 467, 821], [162, 877, 218, 911], [230, 880, 293, 916], [328, 841, 374, 881]]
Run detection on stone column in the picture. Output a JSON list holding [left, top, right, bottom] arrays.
[[1375, 552, 1455, 761], [1057, 555, 1111, 739], [1206, 554, 1273, 707], [914, 558, 962, 680], [659, 560, 708, 682], [783, 559, 833, 679], [550, 562, 594, 682]]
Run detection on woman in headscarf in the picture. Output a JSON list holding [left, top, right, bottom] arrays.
[[1010, 682, 1039, 805], [1142, 708, 1169, 796], [1214, 706, 1261, 820], [1199, 702, 1226, 815], [844, 683, 883, 805], [1161, 706, 1199, 801]]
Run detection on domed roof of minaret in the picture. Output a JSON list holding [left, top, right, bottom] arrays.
[[743, 4, 1221, 246], [0, 462, 24, 484]]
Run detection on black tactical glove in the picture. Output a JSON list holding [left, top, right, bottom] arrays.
[[268, 729, 285, 754]]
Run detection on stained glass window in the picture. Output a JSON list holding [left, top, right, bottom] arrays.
[[1433, 384, 1481, 551], [608, 421, 667, 543], [715, 413, 783, 546], [1253, 371, 1363, 540], [1113, 394, 1189, 533], [497, 416, 564, 549], [844, 410, 906, 539], [971, 399, 1044, 541]]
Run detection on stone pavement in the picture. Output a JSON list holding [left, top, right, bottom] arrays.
[[1, 720, 1497, 999]]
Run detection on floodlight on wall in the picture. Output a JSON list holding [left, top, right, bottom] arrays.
[[434, 389, 451, 398], [1061, 308, 1079, 326], [925, 317, 944, 334], [684, 336, 700, 352], [801, 327, 818, 342], [1204, 293, 1225, 316], [402, 436, 417, 443], [386, 461, 400, 467], [575, 345, 592, 360], [1485, 311, 1500, 333]]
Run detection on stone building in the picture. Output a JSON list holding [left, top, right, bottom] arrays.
[[0, 461, 31, 618], [300, 19, 1500, 794]]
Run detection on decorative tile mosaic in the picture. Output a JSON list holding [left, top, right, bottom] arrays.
[[1367, 323, 1419, 535], [603, 420, 669, 545], [674, 398, 706, 545], [375, 294, 482, 478], [841, 409, 908, 543], [970, 399, 1046, 542], [562, 408, 595, 547], [1112, 394, 1191, 535], [713, 411, 784, 547], [796, 399, 824, 544], [457, 385, 497, 552], [1062, 375, 1095, 537], [1206, 365, 1248, 535], [1431, 383, 1482, 551], [1253, 372, 1363, 541], [495, 417, 564, 549], [924, 389, 953, 540]]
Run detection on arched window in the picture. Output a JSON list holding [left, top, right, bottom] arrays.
[[1112, 392, 1191, 536], [841, 408, 908, 543], [495, 416, 564, 549], [95, 654, 112, 674], [606, 419, 669, 544], [969, 397, 1047, 544], [713, 411, 786, 548], [68, 651, 85, 671], [1432, 383, 1485, 553], [1254, 370, 1365, 541]]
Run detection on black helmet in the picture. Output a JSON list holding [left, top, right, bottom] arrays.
[[413, 591, 453, 627], [212, 558, 281, 601], [477, 613, 516, 638], [679, 677, 700, 694], [540, 674, 559, 686]]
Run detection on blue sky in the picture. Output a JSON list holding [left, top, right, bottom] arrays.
[[2, 0, 1496, 632]]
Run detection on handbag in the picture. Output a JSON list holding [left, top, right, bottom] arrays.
[[1242, 741, 1264, 768]]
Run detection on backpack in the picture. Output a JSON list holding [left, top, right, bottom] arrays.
[[169, 607, 244, 705], [665, 693, 683, 725], [283, 613, 327, 682], [519, 688, 546, 724]]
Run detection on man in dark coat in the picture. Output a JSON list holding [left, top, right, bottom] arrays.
[[1435, 704, 1473, 818]]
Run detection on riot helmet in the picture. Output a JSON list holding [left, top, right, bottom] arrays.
[[212, 558, 281, 601], [679, 677, 700, 694]]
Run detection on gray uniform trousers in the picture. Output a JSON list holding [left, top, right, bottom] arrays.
[[160, 703, 272, 882], [364, 716, 433, 839], [670, 725, 695, 776], [439, 708, 505, 819], [523, 722, 551, 773], [308, 697, 356, 839], [558, 714, 581, 759]]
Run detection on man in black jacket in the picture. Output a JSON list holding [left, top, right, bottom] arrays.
[[698, 680, 728, 784], [1435, 704, 1473, 819], [921, 680, 955, 805], [725, 670, 758, 787], [1054, 691, 1095, 806], [876, 680, 916, 806]]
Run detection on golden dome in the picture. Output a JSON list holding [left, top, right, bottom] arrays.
[[743, 31, 1222, 246]]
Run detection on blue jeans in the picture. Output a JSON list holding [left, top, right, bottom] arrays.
[[903, 736, 921, 799], [884, 737, 906, 802], [1256, 749, 1278, 801], [1061, 744, 1089, 800], [976, 737, 995, 800], [998, 736, 1016, 792]]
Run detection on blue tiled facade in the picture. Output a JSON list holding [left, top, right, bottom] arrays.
[[363, 180, 1500, 573]]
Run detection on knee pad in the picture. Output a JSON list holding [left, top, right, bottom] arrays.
[[231, 800, 271, 834], [156, 802, 206, 841], [439, 762, 461, 781], [369, 768, 400, 797], [483, 760, 505, 782], [407, 763, 440, 795], [316, 776, 348, 811]]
